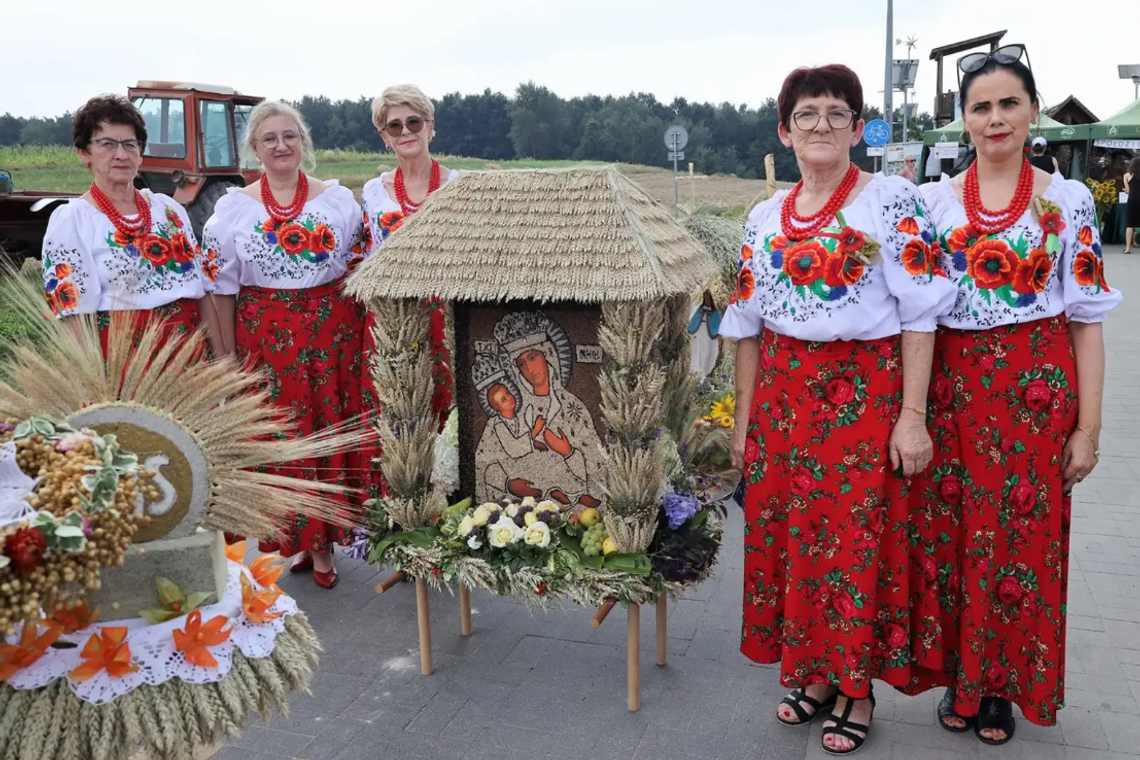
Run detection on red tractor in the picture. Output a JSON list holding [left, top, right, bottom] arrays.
[[0, 81, 265, 271]]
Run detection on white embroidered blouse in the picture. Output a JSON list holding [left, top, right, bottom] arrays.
[[357, 169, 460, 264], [40, 192, 208, 318], [919, 175, 1122, 329], [721, 174, 958, 342], [201, 181, 362, 295]]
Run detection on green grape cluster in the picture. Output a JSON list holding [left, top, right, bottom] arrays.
[[580, 523, 608, 557]]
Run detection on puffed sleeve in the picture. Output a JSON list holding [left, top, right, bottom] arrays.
[[1057, 181, 1123, 323], [719, 200, 771, 340], [876, 177, 957, 332], [200, 191, 243, 296], [153, 194, 212, 293], [360, 178, 382, 258], [40, 201, 100, 318], [327, 183, 363, 269]]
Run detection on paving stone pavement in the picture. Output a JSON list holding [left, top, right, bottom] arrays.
[[215, 245, 1140, 760]]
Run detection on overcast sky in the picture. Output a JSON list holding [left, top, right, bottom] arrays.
[[3, 0, 1135, 124]]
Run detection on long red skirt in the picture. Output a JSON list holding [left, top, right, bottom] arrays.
[[910, 316, 1077, 726], [236, 279, 372, 555], [96, 298, 202, 358], [741, 330, 928, 698]]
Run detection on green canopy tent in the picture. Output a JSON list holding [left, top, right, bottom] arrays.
[[1089, 98, 1140, 146]]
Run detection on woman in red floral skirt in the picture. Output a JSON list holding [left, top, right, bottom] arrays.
[[724, 65, 957, 755], [41, 95, 217, 358], [912, 46, 1122, 744], [202, 101, 372, 589]]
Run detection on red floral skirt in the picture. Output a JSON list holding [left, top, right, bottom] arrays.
[[910, 316, 1077, 726], [96, 298, 202, 359], [741, 330, 929, 698], [235, 279, 376, 555]]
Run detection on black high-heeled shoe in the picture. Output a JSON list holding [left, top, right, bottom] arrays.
[[975, 697, 1015, 746], [938, 688, 975, 733], [821, 686, 876, 756], [776, 686, 838, 727]]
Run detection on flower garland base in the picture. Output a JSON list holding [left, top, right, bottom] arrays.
[[0, 613, 320, 760]]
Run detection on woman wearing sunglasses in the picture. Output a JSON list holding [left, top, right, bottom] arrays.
[[912, 45, 1122, 744], [40, 95, 217, 356], [201, 100, 374, 589], [360, 85, 458, 428], [724, 64, 956, 756]]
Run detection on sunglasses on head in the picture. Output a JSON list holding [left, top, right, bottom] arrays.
[[382, 116, 427, 138], [956, 44, 1030, 87]]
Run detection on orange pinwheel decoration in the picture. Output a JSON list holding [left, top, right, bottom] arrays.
[[241, 573, 284, 625], [0, 623, 63, 681], [70, 628, 137, 682], [250, 555, 285, 589], [225, 540, 248, 564], [173, 610, 233, 669], [50, 600, 99, 634]]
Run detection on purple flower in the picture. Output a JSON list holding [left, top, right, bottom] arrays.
[[342, 527, 369, 561], [0, 421, 13, 434], [663, 492, 699, 530]]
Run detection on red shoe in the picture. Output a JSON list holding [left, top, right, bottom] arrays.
[[313, 566, 339, 589], [289, 553, 314, 574]]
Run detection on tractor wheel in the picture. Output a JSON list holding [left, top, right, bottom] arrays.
[[186, 181, 239, 242]]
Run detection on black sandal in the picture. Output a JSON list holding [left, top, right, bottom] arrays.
[[821, 687, 876, 756], [938, 688, 975, 733], [776, 686, 838, 727], [975, 697, 1015, 746]]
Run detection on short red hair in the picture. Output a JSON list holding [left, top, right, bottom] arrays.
[[777, 64, 864, 130]]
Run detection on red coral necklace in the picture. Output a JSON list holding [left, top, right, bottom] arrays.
[[89, 184, 151, 239], [393, 160, 441, 215], [962, 157, 1034, 235], [780, 163, 860, 241], [260, 172, 309, 223]]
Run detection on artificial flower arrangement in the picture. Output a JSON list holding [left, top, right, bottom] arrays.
[[1085, 177, 1117, 229]]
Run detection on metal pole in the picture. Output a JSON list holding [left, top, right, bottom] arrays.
[[885, 0, 893, 141], [902, 89, 909, 144], [672, 135, 679, 218]]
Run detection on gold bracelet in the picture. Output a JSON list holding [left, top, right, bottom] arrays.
[[1077, 426, 1101, 458], [905, 406, 926, 416]]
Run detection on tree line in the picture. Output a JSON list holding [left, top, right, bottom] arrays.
[[1, 83, 932, 180]]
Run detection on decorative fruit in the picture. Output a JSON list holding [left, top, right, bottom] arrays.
[[4, 528, 47, 575], [579, 508, 601, 528], [602, 537, 618, 556], [579, 522, 608, 557]]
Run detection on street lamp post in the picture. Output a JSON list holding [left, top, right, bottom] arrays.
[[1119, 65, 1140, 100]]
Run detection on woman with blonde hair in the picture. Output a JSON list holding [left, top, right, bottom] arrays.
[[201, 100, 370, 589], [359, 84, 458, 427]]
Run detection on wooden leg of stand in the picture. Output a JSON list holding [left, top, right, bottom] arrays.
[[375, 571, 406, 594], [656, 595, 667, 666], [627, 602, 641, 712], [592, 598, 617, 628], [459, 585, 472, 637], [416, 578, 433, 676]]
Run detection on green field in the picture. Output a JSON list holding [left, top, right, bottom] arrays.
[[0, 145, 664, 197]]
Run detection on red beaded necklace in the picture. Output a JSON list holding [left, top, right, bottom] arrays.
[[962, 157, 1034, 235], [260, 172, 309, 223], [393, 159, 441, 216], [780, 162, 861, 240], [89, 184, 151, 239]]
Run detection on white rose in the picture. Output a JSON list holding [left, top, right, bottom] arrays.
[[523, 521, 552, 548], [488, 517, 520, 548], [472, 506, 492, 527], [521, 496, 538, 509], [467, 534, 483, 550], [524, 511, 539, 526], [457, 516, 476, 537], [536, 500, 559, 513], [506, 504, 520, 518]]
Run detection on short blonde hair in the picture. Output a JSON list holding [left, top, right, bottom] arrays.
[[242, 100, 317, 173], [371, 85, 435, 129]]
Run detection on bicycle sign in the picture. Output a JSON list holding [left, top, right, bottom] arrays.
[[863, 119, 891, 147]]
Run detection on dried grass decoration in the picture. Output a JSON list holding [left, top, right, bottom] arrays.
[[0, 417, 142, 636]]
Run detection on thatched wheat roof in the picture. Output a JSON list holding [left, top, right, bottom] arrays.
[[344, 166, 718, 304], [681, 212, 744, 307]]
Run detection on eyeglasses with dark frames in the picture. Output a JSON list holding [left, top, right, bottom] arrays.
[[791, 110, 857, 131], [956, 44, 1031, 89], [382, 116, 428, 138]]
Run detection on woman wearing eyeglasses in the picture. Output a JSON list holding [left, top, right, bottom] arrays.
[[724, 64, 956, 756], [359, 85, 458, 428], [202, 100, 372, 589], [40, 95, 216, 355], [912, 45, 1121, 744]]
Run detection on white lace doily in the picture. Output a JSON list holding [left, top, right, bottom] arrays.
[[3, 560, 298, 705], [0, 441, 38, 530]]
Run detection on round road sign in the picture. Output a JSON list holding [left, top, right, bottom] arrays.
[[664, 125, 689, 150]]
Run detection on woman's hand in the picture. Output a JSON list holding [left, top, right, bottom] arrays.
[[543, 428, 573, 457], [730, 425, 748, 472], [1062, 430, 1099, 491], [888, 414, 933, 476]]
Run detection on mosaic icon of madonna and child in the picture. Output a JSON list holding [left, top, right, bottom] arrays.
[[472, 310, 604, 510]]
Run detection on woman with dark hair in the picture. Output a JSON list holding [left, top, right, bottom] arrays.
[[913, 45, 1122, 744], [40, 95, 219, 355], [1124, 155, 1139, 254], [724, 64, 956, 755]]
